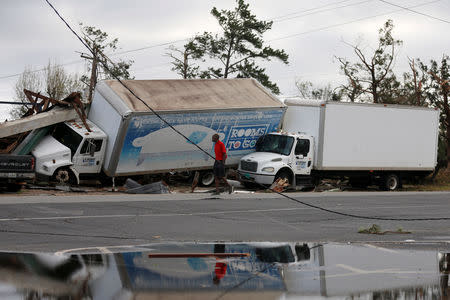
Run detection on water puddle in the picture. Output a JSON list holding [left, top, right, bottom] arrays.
[[0, 242, 448, 299]]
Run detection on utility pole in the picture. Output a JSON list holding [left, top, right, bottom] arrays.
[[81, 46, 98, 103]]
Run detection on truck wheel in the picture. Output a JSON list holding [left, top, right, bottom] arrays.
[[200, 171, 215, 187], [383, 174, 401, 191], [53, 168, 76, 185]]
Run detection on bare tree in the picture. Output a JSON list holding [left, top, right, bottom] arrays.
[[45, 61, 83, 100], [12, 66, 44, 119], [11, 62, 82, 119], [295, 79, 339, 101], [336, 19, 402, 103], [399, 58, 428, 106]]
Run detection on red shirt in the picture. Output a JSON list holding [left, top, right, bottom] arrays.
[[214, 140, 227, 161], [214, 262, 227, 280]]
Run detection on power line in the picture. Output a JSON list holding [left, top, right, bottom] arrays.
[[43, 0, 217, 163], [0, 0, 385, 79], [2, 0, 442, 81], [379, 0, 450, 24], [273, 0, 374, 23], [269, 0, 355, 21], [101, 1, 376, 57], [111, 39, 189, 56], [269, 0, 442, 42], [0, 60, 84, 80], [44, 0, 450, 222]]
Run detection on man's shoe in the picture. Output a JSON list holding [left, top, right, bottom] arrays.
[[228, 185, 234, 194]]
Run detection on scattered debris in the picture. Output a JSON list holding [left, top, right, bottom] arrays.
[[27, 184, 88, 193], [269, 178, 289, 193], [191, 171, 200, 193], [124, 178, 170, 194], [314, 179, 343, 192]]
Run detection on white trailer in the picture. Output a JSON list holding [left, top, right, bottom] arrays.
[[238, 99, 440, 190]]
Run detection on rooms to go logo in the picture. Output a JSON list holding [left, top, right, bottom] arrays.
[[227, 125, 268, 151]]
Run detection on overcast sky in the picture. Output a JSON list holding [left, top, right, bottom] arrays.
[[1, 0, 449, 118]]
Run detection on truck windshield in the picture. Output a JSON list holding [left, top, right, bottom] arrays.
[[52, 124, 82, 157], [255, 134, 294, 156]]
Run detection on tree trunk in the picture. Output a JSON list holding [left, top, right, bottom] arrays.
[[445, 98, 450, 168], [447, 119, 450, 168], [372, 83, 378, 103]]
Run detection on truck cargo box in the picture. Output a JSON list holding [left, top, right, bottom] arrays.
[[283, 100, 439, 171], [89, 79, 285, 177]]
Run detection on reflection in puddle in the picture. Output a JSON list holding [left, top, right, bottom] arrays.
[[0, 243, 448, 299]]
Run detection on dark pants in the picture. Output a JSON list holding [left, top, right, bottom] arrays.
[[213, 160, 225, 178]]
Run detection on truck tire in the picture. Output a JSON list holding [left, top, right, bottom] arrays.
[[53, 168, 76, 185], [200, 171, 215, 187], [382, 174, 401, 191]]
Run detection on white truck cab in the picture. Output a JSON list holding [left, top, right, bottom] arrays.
[[32, 119, 107, 184], [238, 132, 314, 186]]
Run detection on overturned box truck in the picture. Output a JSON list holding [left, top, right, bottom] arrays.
[[238, 99, 440, 191], [31, 79, 285, 185]]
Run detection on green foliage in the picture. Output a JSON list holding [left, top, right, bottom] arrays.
[[167, 39, 205, 79], [358, 224, 382, 234], [337, 19, 402, 103], [168, 0, 288, 94], [79, 23, 134, 84], [417, 55, 450, 167]]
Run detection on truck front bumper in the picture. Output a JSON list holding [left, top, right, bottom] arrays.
[[0, 173, 34, 180], [238, 171, 275, 185]]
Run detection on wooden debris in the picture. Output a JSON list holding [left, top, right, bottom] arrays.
[[269, 177, 289, 193]]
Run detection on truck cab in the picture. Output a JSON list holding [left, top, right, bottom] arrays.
[[32, 119, 107, 184], [238, 132, 314, 187]]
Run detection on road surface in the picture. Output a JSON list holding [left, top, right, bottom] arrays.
[[0, 191, 448, 253]]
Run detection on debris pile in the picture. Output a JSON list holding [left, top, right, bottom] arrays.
[[124, 178, 170, 194]]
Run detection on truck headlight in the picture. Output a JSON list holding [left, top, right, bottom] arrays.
[[262, 167, 275, 173]]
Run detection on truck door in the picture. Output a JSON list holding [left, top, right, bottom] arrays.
[[73, 138, 104, 174], [293, 137, 314, 175]]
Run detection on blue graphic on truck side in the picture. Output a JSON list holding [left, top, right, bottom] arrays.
[[116, 109, 283, 173], [226, 124, 269, 151]]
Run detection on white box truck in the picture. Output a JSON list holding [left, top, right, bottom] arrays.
[[238, 99, 440, 191], [31, 79, 285, 185]]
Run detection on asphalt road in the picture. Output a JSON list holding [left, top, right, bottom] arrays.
[[0, 191, 448, 253]]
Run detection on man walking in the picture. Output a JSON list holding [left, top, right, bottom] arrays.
[[212, 133, 233, 195]]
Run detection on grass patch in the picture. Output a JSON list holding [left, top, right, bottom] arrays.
[[358, 224, 382, 234], [403, 168, 450, 191], [358, 224, 411, 235]]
